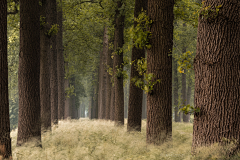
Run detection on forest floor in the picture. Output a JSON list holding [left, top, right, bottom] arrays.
[[10, 118, 240, 160]]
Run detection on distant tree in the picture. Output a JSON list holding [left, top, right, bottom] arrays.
[[57, 0, 65, 120], [17, 0, 42, 147], [192, 0, 240, 157], [105, 35, 113, 120], [146, 0, 174, 144], [40, 0, 51, 131], [127, 0, 147, 132], [114, 0, 125, 126], [48, 0, 58, 125], [142, 92, 147, 119], [173, 57, 180, 122], [0, 0, 12, 158], [98, 26, 108, 119]]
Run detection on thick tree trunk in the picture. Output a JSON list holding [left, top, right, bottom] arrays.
[[114, 0, 125, 126], [17, 0, 41, 147], [49, 0, 58, 125], [0, 0, 12, 158], [173, 57, 180, 122], [57, 0, 65, 120], [40, 0, 51, 132], [146, 0, 173, 145], [127, 0, 147, 132], [192, 1, 240, 157]]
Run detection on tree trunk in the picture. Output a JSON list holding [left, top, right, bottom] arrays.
[[0, 0, 12, 157], [17, 0, 41, 147], [182, 24, 190, 123], [57, 0, 65, 120], [105, 36, 112, 120], [127, 0, 147, 132], [64, 63, 71, 119], [186, 75, 192, 107], [70, 77, 77, 119], [146, 0, 174, 145], [40, 0, 51, 132], [110, 81, 115, 121], [142, 91, 147, 119], [48, 0, 58, 125], [173, 57, 180, 122], [114, 0, 125, 126], [192, 1, 240, 157]]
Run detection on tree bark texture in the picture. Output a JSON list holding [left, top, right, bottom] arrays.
[[48, 0, 58, 125], [173, 57, 180, 122], [146, 0, 174, 145], [17, 0, 41, 146], [57, 0, 65, 120], [114, 0, 125, 126], [0, 0, 12, 158], [127, 0, 147, 132], [40, 0, 51, 132], [192, 1, 240, 156]]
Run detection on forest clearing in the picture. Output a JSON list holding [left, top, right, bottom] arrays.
[[8, 119, 240, 160]]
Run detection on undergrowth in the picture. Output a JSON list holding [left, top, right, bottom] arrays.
[[7, 118, 240, 160]]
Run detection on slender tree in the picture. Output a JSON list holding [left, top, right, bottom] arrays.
[[192, 0, 240, 157], [48, 0, 58, 124], [98, 27, 108, 119], [114, 0, 125, 126], [127, 0, 147, 132], [17, 0, 42, 147], [173, 57, 180, 122], [40, 0, 51, 131], [57, 0, 65, 120], [0, 0, 12, 158], [64, 62, 71, 119], [146, 0, 174, 144]]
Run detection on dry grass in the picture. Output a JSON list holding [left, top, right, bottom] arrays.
[[9, 118, 240, 160]]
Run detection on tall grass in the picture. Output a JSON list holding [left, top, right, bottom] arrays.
[[7, 118, 240, 160]]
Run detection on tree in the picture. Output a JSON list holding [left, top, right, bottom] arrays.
[[40, 0, 51, 132], [173, 57, 180, 122], [114, 0, 125, 126], [48, 0, 58, 125], [17, 0, 41, 147], [127, 0, 147, 132], [0, 0, 12, 158], [192, 0, 240, 157], [57, 0, 65, 120], [98, 26, 108, 119], [146, 0, 174, 144]]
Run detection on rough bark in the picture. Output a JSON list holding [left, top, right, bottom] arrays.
[[192, 1, 240, 157], [0, 0, 12, 158], [146, 0, 174, 145], [48, 0, 58, 125], [17, 0, 42, 147], [127, 0, 147, 132], [57, 0, 65, 120], [40, 0, 51, 132], [173, 57, 180, 122], [114, 0, 125, 126]]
